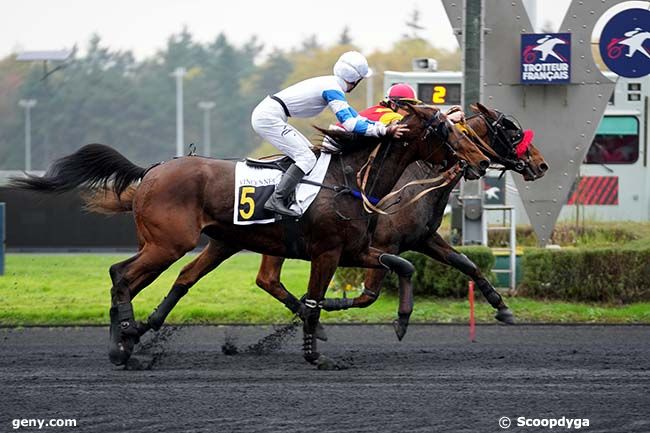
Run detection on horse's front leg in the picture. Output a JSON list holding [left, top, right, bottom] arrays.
[[414, 233, 515, 324], [321, 248, 415, 340], [302, 248, 342, 365], [255, 255, 327, 341]]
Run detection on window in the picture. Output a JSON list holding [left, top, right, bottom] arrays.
[[585, 116, 639, 164]]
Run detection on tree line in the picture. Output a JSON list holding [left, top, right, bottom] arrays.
[[0, 27, 459, 170]]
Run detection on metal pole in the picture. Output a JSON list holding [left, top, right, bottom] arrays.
[[463, 0, 483, 112], [18, 99, 37, 171], [198, 101, 216, 157], [203, 108, 210, 156], [25, 105, 32, 171], [366, 68, 374, 108], [460, 0, 485, 245], [172, 67, 186, 157]]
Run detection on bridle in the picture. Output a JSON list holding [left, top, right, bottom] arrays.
[[466, 110, 532, 173]]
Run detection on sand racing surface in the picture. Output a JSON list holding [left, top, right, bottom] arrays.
[[1, 324, 649, 432]]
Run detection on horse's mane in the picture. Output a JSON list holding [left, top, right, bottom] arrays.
[[312, 126, 385, 155]]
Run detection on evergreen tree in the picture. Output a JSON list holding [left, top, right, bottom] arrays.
[[338, 26, 353, 46]]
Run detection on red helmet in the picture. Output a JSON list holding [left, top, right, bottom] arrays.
[[386, 83, 417, 101]]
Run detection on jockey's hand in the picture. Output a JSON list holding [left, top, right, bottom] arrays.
[[446, 105, 465, 123], [386, 124, 409, 139]]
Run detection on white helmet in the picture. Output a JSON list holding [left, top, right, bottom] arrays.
[[333, 51, 370, 83]]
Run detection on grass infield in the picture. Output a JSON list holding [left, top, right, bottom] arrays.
[[1, 253, 649, 326]]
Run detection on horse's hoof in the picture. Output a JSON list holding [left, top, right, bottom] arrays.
[[315, 323, 328, 341], [108, 342, 132, 366], [303, 351, 321, 365], [393, 319, 409, 341], [495, 307, 516, 325], [124, 355, 154, 371], [317, 355, 341, 370]]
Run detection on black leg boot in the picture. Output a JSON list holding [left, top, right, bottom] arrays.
[[477, 279, 515, 325], [264, 164, 305, 218]]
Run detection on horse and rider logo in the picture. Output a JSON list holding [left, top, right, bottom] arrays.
[[521, 33, 571, 84], [523, 35, 568, 63], [483, 176, 505, 205], [599, 8, 650, 78]]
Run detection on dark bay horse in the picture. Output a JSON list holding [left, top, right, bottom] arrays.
[[254, 103, 548, 339], [10, 104, 490, 366]]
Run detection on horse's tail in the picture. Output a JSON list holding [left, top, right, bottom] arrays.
[[9, 143, 147, 197], [81, 185, 138, 214]]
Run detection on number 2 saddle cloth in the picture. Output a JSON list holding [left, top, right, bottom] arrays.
[[233, 152, 332, 225]]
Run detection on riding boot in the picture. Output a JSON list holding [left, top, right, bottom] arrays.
[[264, 164, 305, 218]]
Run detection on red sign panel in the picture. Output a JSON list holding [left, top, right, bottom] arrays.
[[567, 176, 618, 205]]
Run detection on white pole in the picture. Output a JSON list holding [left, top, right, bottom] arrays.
[[198, 101, 216, 157], [18, 99, 37, 171], [172, 67, 186, 157], [365, 67, 374, 108]]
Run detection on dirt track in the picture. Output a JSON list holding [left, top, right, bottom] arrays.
[[1, 324, 649, 432]]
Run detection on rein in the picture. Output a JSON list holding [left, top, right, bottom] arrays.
[[353, 111, 463, 216]]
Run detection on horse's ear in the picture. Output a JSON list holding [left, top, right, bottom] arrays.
[[475, 102, 493, 117], [470, 104, 480, 114], [401, 101, 417, 115], [402, 101, 426, 119]]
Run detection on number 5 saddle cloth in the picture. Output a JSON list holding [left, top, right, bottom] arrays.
[[233, 152, 331, 225]]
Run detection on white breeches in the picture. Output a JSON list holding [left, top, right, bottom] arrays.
[[251, 97, 317, 174]]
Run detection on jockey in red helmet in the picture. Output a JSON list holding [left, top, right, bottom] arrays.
[[324, 82, 464, 152]]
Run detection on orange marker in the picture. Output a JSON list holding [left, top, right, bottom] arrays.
[[469, 280, 476, 342]]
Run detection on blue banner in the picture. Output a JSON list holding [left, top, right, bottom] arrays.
[[599, 8, 650, 78], [521, 33, 571, 84]]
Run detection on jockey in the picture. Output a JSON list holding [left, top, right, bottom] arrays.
[[357, 82, 464, 126], [360, 82, 421, 124], [251, 51, 409, 218], [323, 82, 465, 152]]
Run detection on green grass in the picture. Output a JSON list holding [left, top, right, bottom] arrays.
[[1, 253, 649, 325]]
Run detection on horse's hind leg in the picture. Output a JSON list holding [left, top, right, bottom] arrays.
[[255, 255, 327, 341], [108, 245, 185, 366], [145, 239, 239, 332], [301, 248, 344, 365]]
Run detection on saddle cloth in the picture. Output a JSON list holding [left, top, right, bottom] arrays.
[[233, 152, 331, 225]]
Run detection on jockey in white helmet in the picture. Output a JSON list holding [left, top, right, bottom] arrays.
[[251, 51, 408, 218]]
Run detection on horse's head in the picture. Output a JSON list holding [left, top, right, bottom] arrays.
[[400, 103, 490, 180], [471, 102, 548, 181]]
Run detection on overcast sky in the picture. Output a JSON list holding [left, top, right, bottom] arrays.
[[0, 0, 587, 60]]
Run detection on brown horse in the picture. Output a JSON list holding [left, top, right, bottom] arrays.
[[10, 104, 489, 367], [253, 103, 548, 339]]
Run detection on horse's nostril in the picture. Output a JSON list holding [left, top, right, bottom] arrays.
[[539, 162, 549, 172], [479, 159, 490, 171]]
